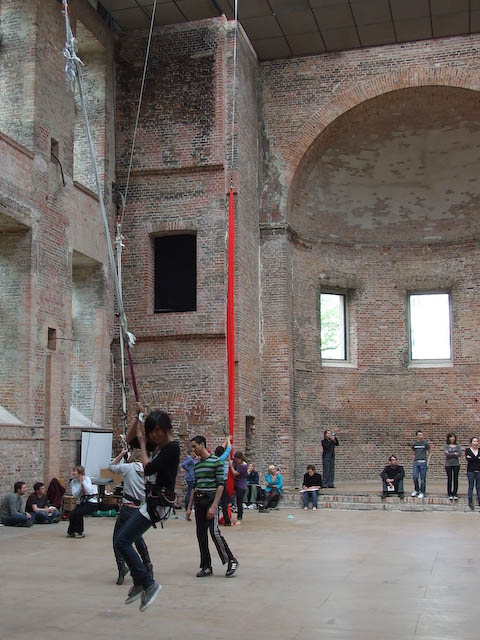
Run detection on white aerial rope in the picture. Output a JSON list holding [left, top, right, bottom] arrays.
[[120, 0, 158, 227], [62, 1, 136, 439]]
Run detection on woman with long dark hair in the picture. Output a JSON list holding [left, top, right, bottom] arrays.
[[230, 451, 248, 524], [443, 432, 461, 500], [114, 408, 180, 611]]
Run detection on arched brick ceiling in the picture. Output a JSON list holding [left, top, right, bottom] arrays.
[[289, 86, 480, 245]]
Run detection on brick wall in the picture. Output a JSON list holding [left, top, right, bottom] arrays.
[[0, 0, 115, 497], [260, 35, 480, 484]]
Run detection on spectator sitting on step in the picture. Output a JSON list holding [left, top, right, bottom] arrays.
[[245, 463, 260, 507], [259, 465, 283, 512], [25, 482, 61, 523], [302, 464, 323, 510], [0, 481, 35, 527], [380, 455, 405, 498]]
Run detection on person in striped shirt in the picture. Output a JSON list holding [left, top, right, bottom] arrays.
[[186, 436, 238, 578]]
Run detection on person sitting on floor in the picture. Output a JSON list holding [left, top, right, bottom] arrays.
[[0, 481, 34, 527], [302, 464, 323, 510], [259, 465, 283, 512], [25, 482, 61, 523], [380, 455, 405, 498]]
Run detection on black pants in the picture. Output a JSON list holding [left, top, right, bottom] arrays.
[[446, 466, 459, 497], [67, 501, 111, 535], [219, 486, 231, 525], [235, 488, 246, 520], [194, 493, 234, 569], [382, 478, 404, 496], [263, 488, 280, 509], [323, 455, 335, 487], [113, 506, 152, 572]]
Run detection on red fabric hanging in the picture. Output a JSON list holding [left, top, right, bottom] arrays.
[[226, 187, 235, 498]]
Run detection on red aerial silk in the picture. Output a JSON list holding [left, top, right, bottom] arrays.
[[226, 187, 235, 498]]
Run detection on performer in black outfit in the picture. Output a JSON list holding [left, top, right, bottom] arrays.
[[321, 430, 339, 488], [114, 408, 180, 612]]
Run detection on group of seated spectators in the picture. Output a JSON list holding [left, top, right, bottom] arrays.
[[0, 481, 61, 527]]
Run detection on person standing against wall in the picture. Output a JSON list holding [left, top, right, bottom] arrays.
[[322, 430, 339, 488], [465, 437, 480, 511], [180, 453, 197, 512], [410, 430, 432, 499], [443, 433, 461, 501]]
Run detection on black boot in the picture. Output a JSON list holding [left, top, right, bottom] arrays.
[[116, 565, 129, 585]]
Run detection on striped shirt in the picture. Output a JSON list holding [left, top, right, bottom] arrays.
[[194, 455, 224, 492]]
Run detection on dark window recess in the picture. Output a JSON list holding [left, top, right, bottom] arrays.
[[47, 328, 57, 350], [154, 234, 197, 313]]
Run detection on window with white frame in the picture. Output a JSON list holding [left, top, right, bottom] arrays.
[[408, 292, 452, 362], [320, 292, 347, 361]]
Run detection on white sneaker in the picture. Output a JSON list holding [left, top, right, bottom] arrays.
[[411, 491, 417, 497], [418, 492, 424, 499]]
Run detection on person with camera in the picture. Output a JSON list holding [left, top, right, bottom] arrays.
[[67, 466, 111, 538], [322, 430, 339, 488], [114, 407, 179, 612], [186, 435, 238, 578]]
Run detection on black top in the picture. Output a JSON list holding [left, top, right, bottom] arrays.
[[322, 437, 339, 457], [144, 440, 180, 491], [25, 493, 49, 513], [465, 448, 480, 473], [303, 472, 323, 488], [247, 470, 259, 484], [380, 465, 405, 481]]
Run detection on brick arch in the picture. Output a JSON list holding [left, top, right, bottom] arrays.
[[286, 66, 480, 219]]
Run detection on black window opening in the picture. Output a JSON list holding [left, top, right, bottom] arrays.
[[154, 234, 197, 313]]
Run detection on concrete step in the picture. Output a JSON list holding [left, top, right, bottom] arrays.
[[277, 491, 479, 512]]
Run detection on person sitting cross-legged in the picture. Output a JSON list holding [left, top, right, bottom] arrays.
[[0, 481, 35, 527], [25, 482, 61, 524], [302, 464, 323, 510], [380, 455, 405, 498], [259, 465, 283, 512]]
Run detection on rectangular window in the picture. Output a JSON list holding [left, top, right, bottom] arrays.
[[154, 234, 197, 313], [408, 292, 452, 362], [320, 292, 347, 361]]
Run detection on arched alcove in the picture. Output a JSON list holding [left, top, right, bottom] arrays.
[[289, 86, 480, 480], [289, 86, 480, 245]]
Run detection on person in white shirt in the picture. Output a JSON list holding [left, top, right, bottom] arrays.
[[109, 448, 153, 585], [67, 465, 110, 538]]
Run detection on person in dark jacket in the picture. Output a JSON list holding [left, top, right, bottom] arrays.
[[380, 455, 405, 498], [465, 437, 480, 510], [302, 464, 323, 510], [245, 463, 259, 507], [322, 430, 339, 488]]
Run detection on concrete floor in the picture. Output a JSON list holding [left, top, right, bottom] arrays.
[[0, 509, 478, 640]]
